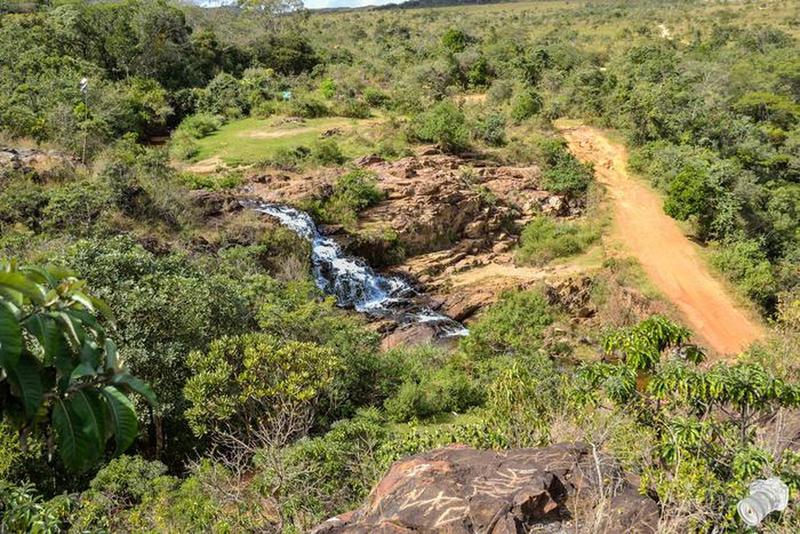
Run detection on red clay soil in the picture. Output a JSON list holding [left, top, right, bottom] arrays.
[[559, 123, 765, 356]]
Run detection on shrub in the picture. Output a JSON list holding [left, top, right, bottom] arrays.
[[472, 113, 506, 146], [70, 456, 168, 532], [362, 86, 389, 107], [461, 289, 554, 360], [251, 32, 319, 75], [41, 179, 113, 234], [145, 460, 275, 532], [169, 131, 200, 161], [288, 96, 329, 118], [184, 333, 341, 447], [241, 67, 277, 111], [381, 346, 481, 422], [335, 97, 371, 119], [318, 169, 384, 227], [516, 216, 600, 266], [538, 139, 593, 196], [100, 139, 194, 228], [256, 280, 383, 423], [178, 171, 243, 191], [176, 113, 222, 139], [257, 410, 388, 531], [734, 91, 800, 130], [467, 55, 492, 87], [383, 366, 479, 422], [251, 99, 280, 118], [0, 177, 48, 231], [487, 78, 514, 104], [411, 101, 469, 153], [510, 89, 543, 122], [572, 316, 800, 531], [60, 236, 268, 462], [197, 73, 247, 118], [0, 481, 70, 534], [711, 240, 777, 309], [311, 139, 346, 166], [485, 356, 565, 447], [441, 28, 471, 53], [319, 78, 337, 99], [267, 145, 311, 169]]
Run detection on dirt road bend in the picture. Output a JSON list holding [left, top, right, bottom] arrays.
[[558, 123, 764, 356]]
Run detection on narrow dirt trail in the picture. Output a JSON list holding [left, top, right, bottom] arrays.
[[558, 123, 764, 356]]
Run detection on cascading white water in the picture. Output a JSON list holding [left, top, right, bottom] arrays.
[[246, 201, 468, 338]]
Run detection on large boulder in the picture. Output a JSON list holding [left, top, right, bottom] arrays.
[[311, 443, 658, 534]]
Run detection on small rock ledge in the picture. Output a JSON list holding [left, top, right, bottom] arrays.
[[311, 443, 658, 534]]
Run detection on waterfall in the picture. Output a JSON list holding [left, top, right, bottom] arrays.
[[246, 201, 468, 338]]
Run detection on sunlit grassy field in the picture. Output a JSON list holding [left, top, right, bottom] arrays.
[[190, 115, 392, 167]]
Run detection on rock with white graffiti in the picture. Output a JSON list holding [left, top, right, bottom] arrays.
[[311, 443, 658, 534]]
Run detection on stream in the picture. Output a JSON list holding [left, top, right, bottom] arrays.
[[246, 201, 468, 338]]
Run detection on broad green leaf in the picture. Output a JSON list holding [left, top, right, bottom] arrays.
[[0, 302, 22, 369], [70, 362, 97, 384], [19, 265, 58, 288], [101, 386, 138, 454], [64, 309, 104, 340], [69, 291, 95, 312], [104, 339, 119, 371], [71, 389, 106, 455], [24, 314, 69, 366], [53, 392, 105, 472], [79, 340, 101, 367], [54, 311, 86, 349], [90, 296, 115, 323], [42, 264, 76, 283], [113, 374, 157, 407], [0, 286, 23, 307], [0, 272, 45, 304], [5, 351, 43, 418], [53, 398, 92, 473]]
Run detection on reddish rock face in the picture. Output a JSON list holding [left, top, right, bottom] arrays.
[[188, 189, 244, 218], [380, 323, 439, 350], [355, 154, 547, 258], [311, 443, 658, 534]]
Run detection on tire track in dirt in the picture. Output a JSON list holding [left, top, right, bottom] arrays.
[[557, 123, 764, 356]]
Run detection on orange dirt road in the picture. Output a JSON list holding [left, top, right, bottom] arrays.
[[558, 123, 764, 356]]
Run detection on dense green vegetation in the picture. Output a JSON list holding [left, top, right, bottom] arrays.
[[2, 0, 800, 532], [516, 215, 600, 265]]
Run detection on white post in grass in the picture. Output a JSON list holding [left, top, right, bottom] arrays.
[[79, 77, 89, 164]]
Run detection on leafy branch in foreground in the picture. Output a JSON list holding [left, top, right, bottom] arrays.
[[572, 316, 800, 530], [0, 261, 156, 473]]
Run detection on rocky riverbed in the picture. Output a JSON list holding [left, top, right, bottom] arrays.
[[249, 147, 586, 347]]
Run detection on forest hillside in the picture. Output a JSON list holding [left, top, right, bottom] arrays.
[[2, 0, 800, 532]]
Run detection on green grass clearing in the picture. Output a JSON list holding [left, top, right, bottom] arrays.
[[187, 115, 404, 169]]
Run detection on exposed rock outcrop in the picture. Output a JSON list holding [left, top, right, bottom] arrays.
[[188, 189, 244, 218], [0, 146, 77, 177], [248, 149, 589, 333], [311, 443, 658, 534], [380, 323, 440, 350], [354, 153, 550, 258], [545, 277, 597, 320]]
